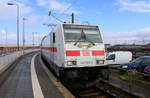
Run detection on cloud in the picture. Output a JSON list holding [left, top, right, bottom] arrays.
[[0, 0, 33, 20], [37, 0, 48, 6], [25, 14, 41, 26], [23, 32, 45, 45], [116, 0, 150, 13], [36, 0, 80, 14], [0, 31, 17, 45], [103, 26, 150, 44], [0, 0, 49, 45], [0, 30, 45, 45], [1, 30, 6, 34]]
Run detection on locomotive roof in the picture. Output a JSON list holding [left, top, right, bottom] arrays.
[[62, 23, 98, 26], [62, 23, 99, 29], [50, 23, 100, 33], [52, 23, 99, 30]]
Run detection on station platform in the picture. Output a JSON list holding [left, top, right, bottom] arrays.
[[0, 52, 74, 98]]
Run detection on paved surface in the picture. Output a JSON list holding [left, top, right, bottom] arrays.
[[0, 53, 34, 98], [34, 54, 64, 98], [0, 53, 64, 98], [110, 71, 150, 98]]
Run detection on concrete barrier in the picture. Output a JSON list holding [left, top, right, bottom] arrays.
[[0, 49, 40, 74]]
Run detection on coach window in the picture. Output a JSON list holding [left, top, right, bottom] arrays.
[[53, 33, 55, 43]]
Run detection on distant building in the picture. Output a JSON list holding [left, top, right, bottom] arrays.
[[105, 44, 111, 51], [105, 44, 111, 48], [107, 44, 150, 55]]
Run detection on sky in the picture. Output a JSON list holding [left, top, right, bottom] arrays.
[[0, 0, 150, 45]]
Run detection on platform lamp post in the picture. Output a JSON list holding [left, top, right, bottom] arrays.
[[33, 32, 40, 47], [7, 2, 19, 51], [23, 18, 28, 54], [32, 32, 37, 47]]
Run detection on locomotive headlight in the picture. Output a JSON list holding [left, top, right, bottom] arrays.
[[96, 60, 104, 64], [67, 61, 77, 66], [67, 61, 72, 65], [88, 44, 93, 48], [78, 44, 84, 48]]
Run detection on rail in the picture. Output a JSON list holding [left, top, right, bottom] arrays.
[[98, 79, 143, 98], [71, 87, 115, 98]]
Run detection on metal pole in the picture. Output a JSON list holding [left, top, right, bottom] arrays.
[[17, 5, 19, 51], [71, 13, 74, 24], [32, 32, 34, 46], [5, 27, 7, 52], [23, 18, 25, 54], [7, 3, 19, 51], [23, 18, 27, 54]]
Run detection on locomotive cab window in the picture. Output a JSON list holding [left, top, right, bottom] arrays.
[[63, 25, 103, 43]]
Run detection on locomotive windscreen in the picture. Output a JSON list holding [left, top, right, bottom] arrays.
[[63, 24, 103, 43]]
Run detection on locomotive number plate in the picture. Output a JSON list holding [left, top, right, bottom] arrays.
[[80, 61, 93, 65]]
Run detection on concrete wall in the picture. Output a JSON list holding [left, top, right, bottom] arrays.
[[0, 49, 39, 74]]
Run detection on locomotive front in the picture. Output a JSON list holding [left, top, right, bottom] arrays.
[[60, 24, 109, 88]]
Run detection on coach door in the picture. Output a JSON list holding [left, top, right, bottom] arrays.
[[52, 32, 55, 62]]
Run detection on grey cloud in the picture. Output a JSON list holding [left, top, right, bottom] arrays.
[[103, 26, 150, 44]]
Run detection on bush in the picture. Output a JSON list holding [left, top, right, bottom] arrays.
[[120, 70, 150, 85]]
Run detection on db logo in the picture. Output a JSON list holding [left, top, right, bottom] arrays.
[[82, 50, 90, 56]]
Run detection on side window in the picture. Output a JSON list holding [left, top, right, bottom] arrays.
[[106, 54, 115, 60], [142, 59, 150, 64], [53, 33, 55, 43]]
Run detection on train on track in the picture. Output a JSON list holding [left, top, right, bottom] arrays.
[[41, 23, 109, 88]]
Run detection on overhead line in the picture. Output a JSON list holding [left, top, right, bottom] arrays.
[[48, 11, 64, 23], [61, 0, 78, 14]]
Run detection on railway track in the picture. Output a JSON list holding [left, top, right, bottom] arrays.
[[98, 79, 143, 98], [71, 87, 115, 98], [69, 78, 144, 98], [41, 57, 143, 98]]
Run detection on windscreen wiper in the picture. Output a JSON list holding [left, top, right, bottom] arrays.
[[74, 29, 86, 46], [74, 29, 95, 46], [86, 38, 95, 45]]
